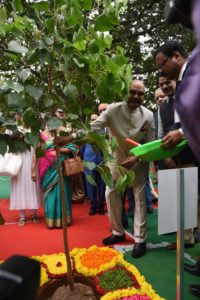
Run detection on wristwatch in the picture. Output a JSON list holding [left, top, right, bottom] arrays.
[[178, 128, 185, 138]]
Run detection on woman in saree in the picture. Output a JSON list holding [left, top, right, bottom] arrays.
[[32, 128, 76, 229]]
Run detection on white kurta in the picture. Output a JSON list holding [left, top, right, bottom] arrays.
[[10, 148, 41, 210]]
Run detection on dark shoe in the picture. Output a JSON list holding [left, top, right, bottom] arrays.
[[185, 260, 200, 268], [190, 285, 200, 297], [166, 242, 194, 250], [89, 210, 96, 216], [18, 217, 26, 226], [102, 234, 126, 245], [147, 206, 154, 214], [122, 219, 129, 229], [131, 242, 146, 258], [194, 229, 200, 243], [98, 209, 105, 215], [184, 263, 200, 276], [152, 197, 158, 203], [31, 216, 39, 223]]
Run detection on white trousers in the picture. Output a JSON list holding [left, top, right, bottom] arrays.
[[106, 161, 149, 243]]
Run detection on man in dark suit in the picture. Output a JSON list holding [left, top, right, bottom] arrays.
[[155, 41, 198, 249], [164, 1, 200, 297]]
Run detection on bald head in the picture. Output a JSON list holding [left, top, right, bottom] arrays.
[[98, 103, 108, 114], [127, 80, 145, 111], [90, 113, 98, 124]]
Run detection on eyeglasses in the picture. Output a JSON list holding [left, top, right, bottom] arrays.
[[157, 56, 171, 70], [57, 110, 64, 114], [129, 89, 145, 96], [99, 108, 107, 113]]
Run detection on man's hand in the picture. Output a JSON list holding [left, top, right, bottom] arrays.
[[55, 135, 74, 146], [164, 157, 176, 169], [121, 156, 139, 168], [162, 130, 182, 149]]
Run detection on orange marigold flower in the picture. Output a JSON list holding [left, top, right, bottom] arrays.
[[81, 249, 117, 269]]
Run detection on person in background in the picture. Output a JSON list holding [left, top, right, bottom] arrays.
[[83, 112, 106, 215], [154, 87, 168, 140], [8, 111, 41, 226], [31, 124, 76, 229]]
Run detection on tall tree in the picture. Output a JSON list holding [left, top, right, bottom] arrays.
[[112, 0, 195, 109]]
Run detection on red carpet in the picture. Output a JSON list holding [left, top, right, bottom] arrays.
[[0, 199, 133, 260]]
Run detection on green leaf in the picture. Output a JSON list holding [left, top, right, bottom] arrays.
[[23, 111, 41, 133], [12, 82, 24, 93], [63, 83, 78, 100], [82, 0, 92, 10], [98, 165, 113, 188], [24, 132, 39, 147], [14, 141, 28, 153], [72, 57, 84, 68], [32, 2, 50, 11], [95, 14, 119, 32], [113, 55, 128, 66], [106, 57, 119, 75], [65, 7, 83, 27], [67, 113, 79, 121], [44, 98, 54, 108], [0, 6, 7, 25], [13, 0, 23, 12], [35, 147, 45, 158], [110, 137, 118, 153], [73, 40, 86, 51], [115, 174, 128, 193], [26, 85, 43, 102], [0, 141, 7, 155], [8, 40, 28, 54], [83, 161, 96, 170], [47, 117, 63, 131], [85, 174, 97, 187], [88, 40, 100, 54], [104, 34, 112, 49], [17, 69, 31, 82], [7, 93, 22, 108]]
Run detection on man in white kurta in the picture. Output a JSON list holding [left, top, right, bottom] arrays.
[[90, 80, 155, 258], [58, 80, 155, 258]]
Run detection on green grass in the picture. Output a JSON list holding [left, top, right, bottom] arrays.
[[125, 209, 200, 300]]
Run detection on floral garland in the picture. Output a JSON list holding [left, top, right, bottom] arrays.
[[0, 246, 164, 300]]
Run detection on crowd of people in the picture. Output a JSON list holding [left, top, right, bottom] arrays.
[[3, 41, 199, 258]]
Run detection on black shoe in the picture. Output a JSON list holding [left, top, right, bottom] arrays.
[[152, 197, 158, 203], [131, 242, 146, 258], [102, 234, 126, 245], [166, 242, 194, 250], [89, 210, 96, 216], [190, 285, 200, 297], [184, 262, 200, 276], [122, 219, 129, 228], [185, 260, 200, 268], [98, 209, 105, 215], [194, 229, 200, 243]]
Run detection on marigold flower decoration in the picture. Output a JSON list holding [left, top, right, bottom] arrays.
[[29, 246, 165, 300], [71, 245, 123, 276]]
